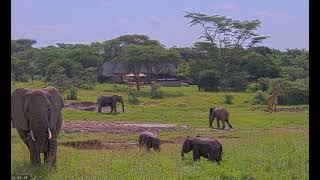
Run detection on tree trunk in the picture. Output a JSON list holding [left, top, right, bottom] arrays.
[[135, 77, 140, 91], [197, 85, 201, 91]]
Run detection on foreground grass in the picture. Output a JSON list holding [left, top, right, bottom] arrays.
[[11, 81, 309, 179]]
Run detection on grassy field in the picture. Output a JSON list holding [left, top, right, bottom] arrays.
[[11, 81, 309, 179]]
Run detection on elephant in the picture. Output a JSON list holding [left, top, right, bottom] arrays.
[[138, 131, 160, 151], [209, 107, 232, 129], [11, 86, 64, 170], [97, 95, 124, 113], [181, 136, 222, 163]]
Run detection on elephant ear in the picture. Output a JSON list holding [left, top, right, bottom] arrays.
[[44, 86, 64, 132], [11, 88, 30, 130]]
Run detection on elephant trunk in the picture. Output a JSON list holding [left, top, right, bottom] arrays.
[[181, 151, 185, 159], [46, 133, 57, 169]]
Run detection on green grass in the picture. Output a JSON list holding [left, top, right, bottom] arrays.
[[11, 81, 309, 179]]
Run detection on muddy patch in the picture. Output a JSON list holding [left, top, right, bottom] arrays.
[[60, 140, 137, 150], [61, 121, 191, 134], [259, 107, 308, 113], [210, 128, 238, 132], [60, 139, 184, 150], [64, 101, 130, 113]]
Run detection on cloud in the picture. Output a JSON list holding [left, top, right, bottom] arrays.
[[146, 16, 163, 25], [208, 2, 240, 12]]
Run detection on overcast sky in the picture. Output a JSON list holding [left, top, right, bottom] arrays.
[[11, 0, 309, 50]]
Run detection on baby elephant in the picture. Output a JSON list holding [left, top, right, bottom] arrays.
[[209, 107, 232, 129], [138, 131, 161, 151], [181, 136, 222, 163]]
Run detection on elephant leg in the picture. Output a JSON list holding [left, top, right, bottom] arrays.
[[226, 119, 232, 129], [114, 105, 117, 113], [221, 120, 226, 129], [192, 150, 201, 161], [110, 106, 114, 113], [98, 105, 102, 113], [217, 119, 220, 129], [209, 118, 213, 128]]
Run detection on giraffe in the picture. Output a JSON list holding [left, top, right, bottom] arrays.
[[266, 83, 283, 112]]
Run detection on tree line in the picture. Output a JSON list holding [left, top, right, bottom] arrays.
[[11, 12, 309, 104]]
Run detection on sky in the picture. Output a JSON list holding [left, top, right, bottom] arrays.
[[11, 0, 309, 50]]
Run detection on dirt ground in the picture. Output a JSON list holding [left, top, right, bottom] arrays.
[[64, 101, 130, 113], [60, 140, 137, 150], [61, 121, 191, 134], [251, 106, 308, 113]]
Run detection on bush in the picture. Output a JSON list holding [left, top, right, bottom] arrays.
[[150, 82, 163, 99], [80, 83, 95, 90], [246, 83, 262, 93], [251, 90, 267, 105], [278, 79, 309, 105], [198, 70, 222, 91], [223, 72, 249, 91], [66, 87, 78, 100], [112, 84, 128, 92], [126, 86, 139, 104], [224, 94, 234, 104], [257, 78, 271, 91], [17, 75, 29, 82]]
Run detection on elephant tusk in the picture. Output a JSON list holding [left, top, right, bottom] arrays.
[[48, 128, 52, 139], [30, 130, 35, 142]]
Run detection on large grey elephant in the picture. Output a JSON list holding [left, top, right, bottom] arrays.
[[209, 107, 232, 129], [97, 95, 124, 113], [11, 86, 63, 169], [138, 131, 160, 151], [181, 136, 222, 163]]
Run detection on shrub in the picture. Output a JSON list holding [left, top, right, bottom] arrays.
[[257, 78, 271, 91], [66, 87, 78, 100], [150, 82, 163, 99], [251, 90, 267, 105], [223, 72, 249, 91], [112, 84, 128, 92], [80, 83, 95, 90], [126, 85, 139, 104], [224, 94, 234, 104], [246, 83, 262, 93], [198, 69, 222, 91], [278, 79, 309, 105], [17, 75, 29, 82]]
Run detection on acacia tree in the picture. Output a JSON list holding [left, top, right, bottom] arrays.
[[102, 34, 161, 63], [142, 45, 180, 81], [184, 12, 269, 90], [120, 45, 146, 90]]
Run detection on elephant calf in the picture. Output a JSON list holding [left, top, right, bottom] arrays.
[[209, 107, 232, 129], [181, 136, 222, 163], [138, 131, 160, 151]]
